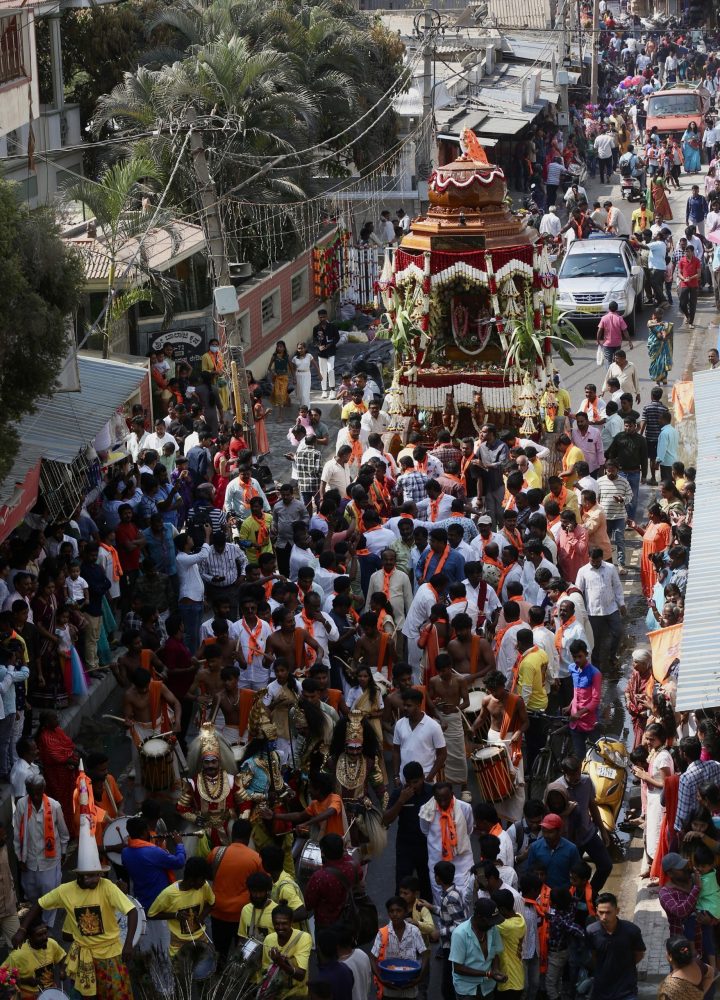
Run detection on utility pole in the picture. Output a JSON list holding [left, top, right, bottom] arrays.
[[556, 4, 570, 128], [185, 107, 255, 451], [590, 0, 599, 104], [414, 5, 441, 210]]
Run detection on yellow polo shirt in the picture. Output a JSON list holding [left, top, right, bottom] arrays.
[[517, 647, 549, 710]]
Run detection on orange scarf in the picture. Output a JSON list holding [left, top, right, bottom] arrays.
[[349, 438, 364, 467], [241, 481, 258, 505], [429, 497, 442, 522], [502, 491, 517, 512], [19, 795, 56, 858], [582, 398, 601, 422], [253, 514, 269, 548], [371, 480, 391, 513], [377, 608, 388, 631], [502, 527, 524, 552], [100, 542, 123, 581], [377, 632, 390, 675], [510, 644, 539, 694], [461, 455, 473, 478], [438, 801, 458, 860], [561, 450, 575, 473], [347, 501, 365, 532], [421, 545, 450, 583], [301, 610, 316, 637], [294, 627, 314, 671], [554, 615, 576, 652], [493, 623, 514, 655], [497, 560, 517, 597], [499, 692, 523, 765], [554, 487, 569, 510], [483, 555, 503, 572], [243, 618, 264, 661], [382, 570, 393, 598], [149, 678, 172, 731]]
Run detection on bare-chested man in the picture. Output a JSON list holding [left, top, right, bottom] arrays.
[[472, 669, 528, 824], [188, 646, 225, 726], [264, 607, 320, 675], [428, 653, 470, 798], [353, 611, 396, 678], [123, 666, 182, 797], [197, 619, 238, 670], [111, 630, 166, 688], [447, 613, 495, 677], [215, 664, 253, 745]]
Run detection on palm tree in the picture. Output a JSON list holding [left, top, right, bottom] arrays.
[[64, 156, 179, 358]]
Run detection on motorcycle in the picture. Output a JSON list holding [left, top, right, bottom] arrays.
[[620, 174, 647, 201], [582, 735, 630, 852]]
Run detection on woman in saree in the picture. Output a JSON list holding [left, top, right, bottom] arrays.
[[629, 503, 672, 599], [650, 771, 680, 884], [36, 709, 79, 829], [633, 722, 674, 880], [647, 310, 674, 384], [682, 122, 702, 173], [652, 176, 674, 220], [658, 937, 715, 1000], [30, 575, 59, 695]]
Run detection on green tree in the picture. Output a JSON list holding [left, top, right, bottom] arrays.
[[64, 155, 179, 358], [0, 180, 85, 484]]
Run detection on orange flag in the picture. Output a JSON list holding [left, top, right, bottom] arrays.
[[647, 623, 683, 683]]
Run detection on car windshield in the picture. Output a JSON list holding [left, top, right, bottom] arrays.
[[648, 94, 701, 116], [560, 253, 628, 278]]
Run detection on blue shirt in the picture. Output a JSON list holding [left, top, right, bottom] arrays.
[[143, 524, 178, 576], [121, 841, 187, 911], [526, 836, 581, 889], [0, 664, 29, 715], [416, 546, 465, 586], [656, 423, 679, 467], [449, 919, 503, 996]]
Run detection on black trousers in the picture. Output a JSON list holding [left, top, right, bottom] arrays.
[[679, 285, 698, 324], [525, 713, 545, 772], [211, 916, 239, 959], [395, 841, 433, 903], [276, 544, 291, 577]]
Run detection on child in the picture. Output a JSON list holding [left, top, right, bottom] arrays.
[[64, 562, 88, 609], [252, 389, 271, 455], [399, 875, 438, 946], [1, 915, 66, 998], [160, 440, 177, 474], [262, 659, 299, 761], [148, 856, 215, 957], [694, 842, 720, 972], [55, 606, 88, 695], [335, 372, 353, 404], [421, 861, 465, 1000], [519, 872, 545, 1000], [545, 888, 584, 1000], [371, 896, 429, 1000], [493, 887, 527, 999]]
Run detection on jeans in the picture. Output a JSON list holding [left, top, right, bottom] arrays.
[[546, 183, 559, 206], [583, 830, 614, 893], [589, 610, 623, 671], [619, 470, 641, 521], [602, 345, 617, 366], [570, 725, 601, 759], [605, 516, 627, 566], [178, 599, 204, 654], [524, 956, 540, 1000], [546, 948, 569, 999], [679, 285, 698, 324]]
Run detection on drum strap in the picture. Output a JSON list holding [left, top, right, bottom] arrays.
[[211, 846, 228, 879]]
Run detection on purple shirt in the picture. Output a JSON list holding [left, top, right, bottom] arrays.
[[571, 427, 605, 473]]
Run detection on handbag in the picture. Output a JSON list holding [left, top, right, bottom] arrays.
[[596, 343, 604, 366]]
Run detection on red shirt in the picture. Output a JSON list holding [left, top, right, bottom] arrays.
[[598, 311, 628, 347], [115, 521, 142, 572], [304, 856, 359, 928], [160, 636, 195, 700], [678, 255, 701, 288]]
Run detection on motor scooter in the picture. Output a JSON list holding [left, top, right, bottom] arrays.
[[620, 174, 647, 202], [582, 735, 630, 850]]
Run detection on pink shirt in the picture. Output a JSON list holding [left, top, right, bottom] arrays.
[[598, 311, 627, 347]]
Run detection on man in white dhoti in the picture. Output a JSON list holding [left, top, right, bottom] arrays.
[[428, 654, 471, 801], [418, 782, 474, 906], [473, 671, 529, 825]]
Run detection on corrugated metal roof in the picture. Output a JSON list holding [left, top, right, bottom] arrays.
[[675, 367, 720, 711], [0, 355, 147, 504]]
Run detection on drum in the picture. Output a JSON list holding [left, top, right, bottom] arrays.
[[117, 896, 147, 946], [192, 943, 218, 981], [471, 745, 514, 801], [239, 937, 264, 968], [297, 840, 323, 888], [38, 991, 66, 1000], [140, 736, 175, 792], [103, 817, 128, 866], [465, 688, 485, 722]]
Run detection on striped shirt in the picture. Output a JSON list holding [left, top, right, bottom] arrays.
[[596, 474, 633, 520], [199, 543, 246, 585], [641, 401, 669, 444]]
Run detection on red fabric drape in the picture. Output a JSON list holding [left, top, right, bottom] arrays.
[[394, 243, 534, 276]]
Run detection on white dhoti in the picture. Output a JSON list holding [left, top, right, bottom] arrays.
[[485, 728, 525, 825], [406, 636, 423, 683], [438, 711, 468, 785]]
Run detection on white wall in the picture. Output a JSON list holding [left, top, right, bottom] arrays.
[[0, 11, 39, 139]]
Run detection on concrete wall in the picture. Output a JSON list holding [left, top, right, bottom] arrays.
[[0, 11, 39, 139]]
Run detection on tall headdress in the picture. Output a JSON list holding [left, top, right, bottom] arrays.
[[248, 690, 278, 742], [187, 722, 236, 776]]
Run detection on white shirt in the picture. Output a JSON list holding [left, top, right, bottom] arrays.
[[294, 610, 339, 665], [289, 545, 319, 582], [3, 592, 33, 623], [594, 133, 615, 159], [578, 397, 607, 422], [555, 616, 588, 678], [176, 543, 212, 602], [521, 558, 556, 606], [462, 578, 501, 621], [360, 410, 391, 437], [379, 219, 396, 243], [97, 547, 121, 600], [476, 881, 524, 916], [236, 618, 273, 688], [66, 576, 88, 603], [362, 447, 397, 476], [321, 458, 353, 495], [143, 430, 177, 454], [313, 567, 340, 597], [224, 477, 270, 517], [393, 714, 446, 778], [13, 794, 70, 870], [539, 212, 562, 237], [365, 567, 413, 627], [363, 526, 398, 557], [500, 562, 523, 602], [574, 560, 625, 615], [533, 624, 560, 683], [416, 494, 453, 523], [9, 759, 40, 800], [403, 582, 440, 640], [497, 623, 524, 681], [343, 950, 373, 1000]]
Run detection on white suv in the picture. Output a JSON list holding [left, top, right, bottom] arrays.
[[556, 237, 645, 335]]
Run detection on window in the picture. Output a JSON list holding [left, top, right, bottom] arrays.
[[0, 17, 25, 86], [291, 268, 308, 308], [261, 289, 281, 333]]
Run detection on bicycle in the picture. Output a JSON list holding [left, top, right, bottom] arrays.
[[528, 714, 574, 800]]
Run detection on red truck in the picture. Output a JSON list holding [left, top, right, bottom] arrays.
[[645, 82, 712, 140]]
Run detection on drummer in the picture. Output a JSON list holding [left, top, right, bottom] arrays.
[[238, 872, 277, 982], [473, 670, 529, 825], [86, 753, 123, 821], [121, 816, 186, 956], [148, 856, 214, 960], [428, 654, 471, 802], [1, 913, 66, 999], [123, 667, 182, 798], [259, 905, 313, 999]]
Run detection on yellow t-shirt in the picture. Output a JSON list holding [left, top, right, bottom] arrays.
[[517, 648, 549, 711], [3, 939, 66, 997], [497, 913, 527, 991], [237, 513, 273, 562], [409, 901, 436, 944], [541, 388, 572, 431], [38, 879, 134, 960], [148, 882, 215, 955], [560, 445, 586, 488], [271, 873, 305, 918], [261, 929, 313, 999], [239, 900, 278, 941], [522, 467, 542, 490], [341, 401, 367, 421]]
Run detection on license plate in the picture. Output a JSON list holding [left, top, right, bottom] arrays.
[[597, 765, 617, 779], [575, 304, 603, 314]]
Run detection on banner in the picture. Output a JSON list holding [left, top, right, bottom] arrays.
[[647, 623, 683, 683]]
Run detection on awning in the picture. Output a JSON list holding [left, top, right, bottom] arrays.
[[675, 367, 720, 711], [0, 355, 148, 539]]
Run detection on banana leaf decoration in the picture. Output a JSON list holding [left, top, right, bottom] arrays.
[[504, 291, 583, 372]]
